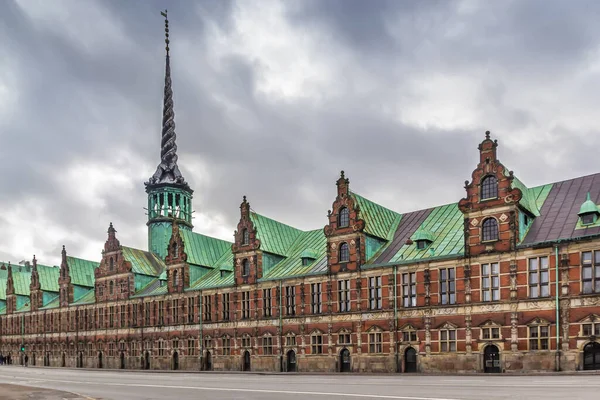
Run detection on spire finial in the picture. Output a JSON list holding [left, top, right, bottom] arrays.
[[587, 192, 592, 201], [340, 170, 345, 179], [145, 10, 189, 189], [485, 130, 490, 140]]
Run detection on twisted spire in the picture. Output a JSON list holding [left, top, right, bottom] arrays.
[[146, 10, 189, 189]]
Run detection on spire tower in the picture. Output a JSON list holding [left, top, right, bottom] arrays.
[[145, 10, 194, 259]]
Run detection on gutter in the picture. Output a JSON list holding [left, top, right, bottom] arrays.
[[555, 245, 560, 372], [279, 280, 283, 372], [199, 292, 203, 370], [393, 265, 398, 372]]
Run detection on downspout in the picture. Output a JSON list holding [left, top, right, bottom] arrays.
[[394, 265, 398, 373], [279, 280, 283, 372], [555, 245, 560, 372], [199, 292, 203, 370]]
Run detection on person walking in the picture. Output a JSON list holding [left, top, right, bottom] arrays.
[[24, 355, 29, 367]]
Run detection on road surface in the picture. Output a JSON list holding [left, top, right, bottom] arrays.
[[0, 367, 598, 400]]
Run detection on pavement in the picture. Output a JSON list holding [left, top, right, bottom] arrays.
[[0, 366, 598, 400], [0, 383, 89, 399]]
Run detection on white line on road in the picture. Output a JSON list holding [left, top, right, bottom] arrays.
[[0, 375, 463, 400]]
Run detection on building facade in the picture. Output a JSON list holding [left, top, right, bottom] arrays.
[[1, 18, 600, 374]]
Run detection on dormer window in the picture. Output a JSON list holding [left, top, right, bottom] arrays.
[[302, 258, 312, 266], [339, 242, 350, 263], [481, 176, 498, 200], [482, 218, 499, 242], [242, 259, 250, 277], [411, 229, 434, 250], [578, 193, 599, 226], [300, 249, 318, 266], [242, 229, 249, 245], [416, 240, 429, 250], [338, 207, 350, 228]]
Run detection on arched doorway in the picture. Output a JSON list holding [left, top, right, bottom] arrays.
[[205, 351, 212, 371], [583, 342, 600, 370], [172, 351, 179, 370], [484, 344, 501, 373], [44, 352, 50, 367], [242, 351, 251, 371], [340, 348, 351, 372], [404, 347, 417, 373], [78, 352, 83, 368], [120, 352, 125, 369], [32, 353, 36, 366], [144, 351, 150, 370], [98, 352, 103, 369], [286, 350, 296, 372], [61, 353, 66, 367]]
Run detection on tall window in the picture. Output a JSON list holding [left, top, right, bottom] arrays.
[[481, 176, 498, 200], [529, 256, 549, 298], [582, 251, 600, 294], [286, 335, 296, 346], [173, 270, 179, 287], [369, 331, 382, 353], [338, 280, 350, 312], [187, 338, 197, 356], [402, 327, 417, 342], [242, 259, 250, 277], [529, 325, 549, 350], [263, 288, 272, 317], [339, 242, 350, 263], [311, 283, 322, 314], [439, 268, 455, 305], [338, 207, 350, 228], [241, 291, 251, 320], [222, 336, 231, 355], [481, 263, 500, 302], [285, 286, 296, 316], [172, 242, 179, 259], [368, 276, 382, 310], [109, 281, 114, 295], [203, 295, 212, 322], [311, 333, 323, 354], [440, 329, 456, 352], [109, 257, 114, 271], [187, 298, 194, 323], [481, 326, 500, 339], [158, 301, 164, 324], [482, 218, 498, 242], [222, 293, 230, 321], [262, 336, 273, 355], [402, 273, 416, 307], [242, 335, 251, 348], [242, 229, 249, 245]]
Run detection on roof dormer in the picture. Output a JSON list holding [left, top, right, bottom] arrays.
[[578, 192, 599, 226], [411, 229, 434, 250]]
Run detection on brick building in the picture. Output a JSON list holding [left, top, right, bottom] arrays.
[[1, 17, 600, 374]]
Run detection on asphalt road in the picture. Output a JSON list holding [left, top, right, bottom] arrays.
[[0, 367, 597, 400]]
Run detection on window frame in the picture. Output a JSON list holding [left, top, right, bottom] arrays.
[[582, 251, 600, 294], [311, 283, 322, 314], [368, 331, 383, 353], [440, 328, 457, 352], [338, 279, 350, 312], [480, 175, 498, 201], [311, 333, 323, 354], [368, 276, 382, 310], [481, 218, 499, 242], [402, 272, 416, 308], [481, 262, 500, 302], [528, 256, 550, 298], [528, 324, 549, 351], [338, 207, 350, 228], [339, 242, 350, 263], [439, 268, 456, 305]]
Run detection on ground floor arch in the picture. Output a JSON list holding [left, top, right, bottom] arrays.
[[98, 352, 103, 369], [286, 350, 296, 372], [172, 351, 179, 370], [242, 350, 251, 371], [340, 348, 351, 372], [61, 352, 66, 368], [205, 351, 212, 371], [483, 344, 501, 373], [583, 342, 600, 370], [120, 352, 125, 369], [144, 351, 150, 370], [404, 347, 417, 373]]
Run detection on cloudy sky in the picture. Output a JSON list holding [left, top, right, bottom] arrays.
[[1, 0, 600, 266]]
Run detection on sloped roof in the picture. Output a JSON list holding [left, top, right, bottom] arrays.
[[37, 264, 59, 292], [180, 230, 231, 268], [520, 173, 600, 245], [40, 295, 60, 310], [68, 256, 99, 288], [122, 246, 165, 277], [351, 192, 402, 241], [72, 289, 96, 305], [12, 270, 31, 296], [250, 212, 303, 256], [189, 267, 234, 290], [511, 176, 553, 217], [262, 229, 328, 280], [0, 278, 6, 300], [131, 278, 166, 298]]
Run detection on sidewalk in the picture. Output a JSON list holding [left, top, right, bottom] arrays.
[[0, 383, 92, 400], [22, 365, 600, 376]]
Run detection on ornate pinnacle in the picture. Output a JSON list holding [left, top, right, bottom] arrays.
[[146, 10, 189, 189]]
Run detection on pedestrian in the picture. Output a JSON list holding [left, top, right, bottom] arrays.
[[24, 355, 28, 368]]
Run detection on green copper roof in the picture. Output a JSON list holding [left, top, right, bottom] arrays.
[[40, 295, 60, 310], [188, 267, 235, 290], [73, 289, 95, 305], [511, 177, 553, 217], [122, 246, 165, 277], [386, 203, 464, 264], [250, 212, 302, 256], [180, 230, 232, 268], [12, 270, 31, 296], [37, 264, 59, 292], [67, 256, 99, 288], [300, 248, 319, 259], [579, 192, 599, 215], [351, 192, 402, 241], [262, 229, 328, 280], [0, 278, 6, 300]]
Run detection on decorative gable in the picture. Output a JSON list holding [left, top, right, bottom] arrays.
[[324, 171, 366, 273], [233, 196, 263, 285], [95, 223, 134, 302], [458, 131, 523, 256], [59, 246, 73, 307], [165, 222, 189, 293]]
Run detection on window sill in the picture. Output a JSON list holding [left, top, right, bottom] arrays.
[[481, 239, 499, 244]]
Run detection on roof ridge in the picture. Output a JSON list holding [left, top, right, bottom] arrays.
[[250, 211, 305, 233]]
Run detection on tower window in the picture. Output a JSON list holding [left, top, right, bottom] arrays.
[[481, 176, 498, 200], [242, 259, 250, 277], [339, 242, 350, 263], [172, 242, 179, 259], [482, 218, 499, 242], [338, 207, 350, 228], [173, 270, 179, 287], [416, 240, 430, 250], [242, 229, 249, 245], [109, 257, 114, 271], [582, 214, 595, 225], [109, 281, 114, 295]]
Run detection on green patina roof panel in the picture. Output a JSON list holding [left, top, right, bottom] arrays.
[[250, 213, 302, 256], [385, 203, 464, 264], [180, 230, 232, 268], [72, 289, 96, 305], [37, 264, 59, 292], [0, 278, 6, 300], [351, 192, 402, 241], [12, 270, 31, 296], [188, 267, 235, 290], [67, 256, 99, 288], [122, 246, 165, 277]]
